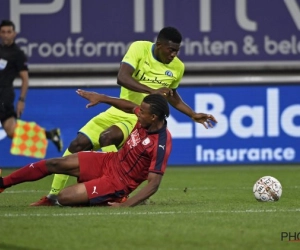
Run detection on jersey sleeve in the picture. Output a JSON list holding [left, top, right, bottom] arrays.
[[15, 50, 28, 72], [169, 62, 184, 90], [121, 41, 145, 70], [148, 129, 172, 175]]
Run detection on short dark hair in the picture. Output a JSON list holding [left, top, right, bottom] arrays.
[[157, 27, 182, 44], [0, 20, 15, 30], [143, 94, 170, 120]]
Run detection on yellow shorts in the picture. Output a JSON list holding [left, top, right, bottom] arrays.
[[79, 108, 137, 150]]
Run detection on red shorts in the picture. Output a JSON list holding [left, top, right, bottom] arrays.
[[77, 151, 128, 205]]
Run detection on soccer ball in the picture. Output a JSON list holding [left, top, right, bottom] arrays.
[[253, 176, 282, 202]]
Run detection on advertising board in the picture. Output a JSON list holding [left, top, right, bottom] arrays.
[[0, 0, 300, 71], [1, 84, 299, 167]]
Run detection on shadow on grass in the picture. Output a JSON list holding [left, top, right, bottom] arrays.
[[0, 242, 40, 250]]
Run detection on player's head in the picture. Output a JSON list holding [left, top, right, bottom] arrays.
[[0, 20, 16, 46], [155, 27, 182, 64], [157, 27, 182, 44], [138, 94, 170, 129]]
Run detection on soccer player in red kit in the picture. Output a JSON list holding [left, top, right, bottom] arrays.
[[0, 90, 216, 207]]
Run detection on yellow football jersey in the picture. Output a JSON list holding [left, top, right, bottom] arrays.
[[107, 41, 184, 116]]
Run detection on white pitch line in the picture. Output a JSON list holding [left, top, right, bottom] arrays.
[[2, 185, 299, 194], [2, 209, 300, 218], [2, 190, 49, 194]]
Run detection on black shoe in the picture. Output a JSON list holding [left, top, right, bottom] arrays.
[[49, 128, 63, 152]]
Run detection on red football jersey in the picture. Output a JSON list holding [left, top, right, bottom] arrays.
[[111, 111, 172, 192]]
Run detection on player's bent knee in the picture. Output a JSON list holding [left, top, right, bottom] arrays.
[[58, 184, 89, 206], [57, 189, 77, 206], [57, 192, 70, 206], [68, 136, 92, 153], [99, 130, 123, 147]]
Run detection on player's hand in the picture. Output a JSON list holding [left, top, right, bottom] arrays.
[[192, 113, 217, 129], [107, 202, 124, 207], [151, 87, 173, 97], [76, 89, 104, 108], [16, 101, 25, 118]]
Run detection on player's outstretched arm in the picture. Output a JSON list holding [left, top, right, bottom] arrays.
[[76, 89, 137, 113], [168, 90, 218, 128], [191, 113, 218, 129], [108, 173, 162, 207]]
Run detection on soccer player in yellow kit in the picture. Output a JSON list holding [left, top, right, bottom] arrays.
[[31, 27, 216, 206]]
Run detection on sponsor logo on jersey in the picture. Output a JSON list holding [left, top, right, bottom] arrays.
[[165, 70, 173, 77], [142, 137, 150, 145]]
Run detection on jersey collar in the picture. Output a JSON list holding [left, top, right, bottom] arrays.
[[147, 120, 168, 135], [151, 43, 158, 61]]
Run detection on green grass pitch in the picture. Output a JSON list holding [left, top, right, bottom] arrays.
[[0, 166, 300, 250]]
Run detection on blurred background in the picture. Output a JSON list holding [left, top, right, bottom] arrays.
[[1, 0, 299, 167]]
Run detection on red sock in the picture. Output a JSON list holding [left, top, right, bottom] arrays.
[[3, 160, 50, 188]]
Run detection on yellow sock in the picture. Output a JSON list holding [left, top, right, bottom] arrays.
[[49, 149, 72, 196], [101, 145, 118, 152]]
